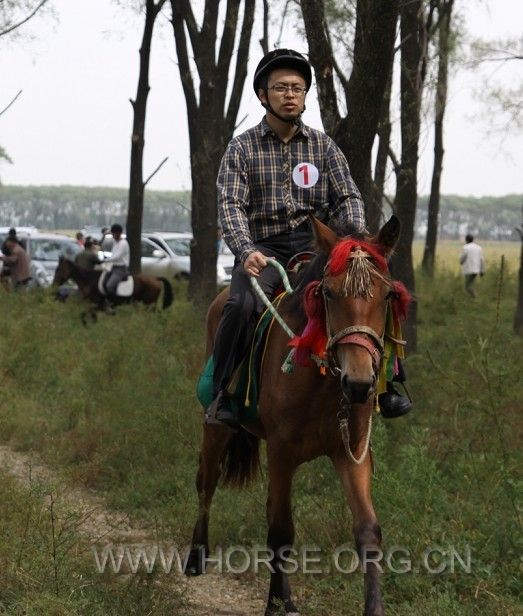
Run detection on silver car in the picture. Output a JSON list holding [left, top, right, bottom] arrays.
[[100, 235, 180, 280], [143, 232, 234, 286]]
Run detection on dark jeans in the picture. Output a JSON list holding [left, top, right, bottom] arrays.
[[465, 273, 478, 297], [105, 265, 129, 296], [212, 226, 313, 397]]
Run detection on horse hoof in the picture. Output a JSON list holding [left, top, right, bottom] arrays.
[[265, 601, 299, 615], [184, 547, 207, 576]]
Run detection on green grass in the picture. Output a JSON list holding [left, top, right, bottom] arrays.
[[0, 469, 188, 615], [0, 247, 521, 615]]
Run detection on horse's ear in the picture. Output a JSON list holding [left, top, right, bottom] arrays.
[[374, 215, 400, 256], [310, 216, 339, 255]]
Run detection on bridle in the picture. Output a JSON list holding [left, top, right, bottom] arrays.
[[320, 248, 391, 377], [318, 247, 394, 466]]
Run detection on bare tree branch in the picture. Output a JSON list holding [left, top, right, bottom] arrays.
[[259, 0, 269, 54], [0, 89, 22, 117], [0, 0, 49, 37], [171, 0, 198, 114], [225, 0, 255, 135], [144, 156, 168, 186], [216, 0, 240, 100]]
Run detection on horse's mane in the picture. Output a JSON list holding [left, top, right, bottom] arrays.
[[286, 226, 369, 316]]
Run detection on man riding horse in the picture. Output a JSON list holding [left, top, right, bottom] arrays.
[[207, 48, 411, 427]]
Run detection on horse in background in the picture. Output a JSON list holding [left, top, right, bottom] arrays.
[[186, 216, 410, 616], [53, 257, 173, 316]]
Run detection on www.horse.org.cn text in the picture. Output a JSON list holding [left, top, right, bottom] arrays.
[[92, 544, 472, 576]]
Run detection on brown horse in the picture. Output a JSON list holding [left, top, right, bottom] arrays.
[[186, 216, 407, 615], [53, 256, 173, 313]]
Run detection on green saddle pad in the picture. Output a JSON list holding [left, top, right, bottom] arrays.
[[196, 307, 275, 423]]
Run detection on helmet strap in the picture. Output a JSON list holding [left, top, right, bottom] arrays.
[[261, 101, 303, 126]]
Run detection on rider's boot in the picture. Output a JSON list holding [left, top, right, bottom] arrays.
[[378, 382, 412, 419], [205, 390, 238, 429]]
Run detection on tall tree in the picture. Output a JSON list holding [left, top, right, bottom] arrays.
[[422, 0, 454, 277], [389, 0, 433, 351], [515, 203, 523, 335], [170, 0, 255, 307], [301, 0, 399, 211], [126, 0, 167, 275]]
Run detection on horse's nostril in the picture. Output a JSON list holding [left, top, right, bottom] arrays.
[[341, 376, 373, 404]]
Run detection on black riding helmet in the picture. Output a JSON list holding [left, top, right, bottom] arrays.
[[253, 48, 312, 94], [110, 223, 123, 234]]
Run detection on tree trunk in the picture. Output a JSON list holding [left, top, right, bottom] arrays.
[[127, 0, 166, 275], [390, 0, 427, 352], [422, 0, 453, 277], [514, 206, 523, 335], [370, 63, 394, 233], [301, 0, 399, 209], [170, 0, 255, 308]]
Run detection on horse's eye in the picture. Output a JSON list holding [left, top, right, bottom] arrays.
[[385, 290, 397, 302], [323, 286, 334, 300]]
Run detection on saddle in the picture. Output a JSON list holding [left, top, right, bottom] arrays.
[[98, 270, 134, 297], [197, 299, 278, 423], [197, 251, 317, 422]]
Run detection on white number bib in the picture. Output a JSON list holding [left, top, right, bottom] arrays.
[[292, 162, 319, 188]]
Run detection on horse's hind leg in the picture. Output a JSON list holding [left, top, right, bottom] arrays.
[[185, 424, 233, 576], [265, 439, 299, 615], [331, 449, 385, 616]]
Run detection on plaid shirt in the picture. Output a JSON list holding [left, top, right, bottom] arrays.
[[217, 117, 366, 261]]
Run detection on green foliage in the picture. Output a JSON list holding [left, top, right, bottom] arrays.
[[0, 470, 188, 615], [0, 185, 191, 231], [0, 254, 521, 613], [415, 193, 522, 240]]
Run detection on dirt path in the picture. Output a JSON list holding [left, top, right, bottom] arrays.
[[0, 445, 266, 616]]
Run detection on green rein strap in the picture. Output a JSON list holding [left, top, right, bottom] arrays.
[[249, 259, 295, 339]]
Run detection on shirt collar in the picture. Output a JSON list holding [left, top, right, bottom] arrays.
[[259, 116, 309, 140]]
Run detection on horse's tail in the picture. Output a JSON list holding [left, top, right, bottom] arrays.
[[158, 277, 174, 309], [222, 427, 260, 489]]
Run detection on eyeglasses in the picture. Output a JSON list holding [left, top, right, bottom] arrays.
[[268, 84, 307, 96]]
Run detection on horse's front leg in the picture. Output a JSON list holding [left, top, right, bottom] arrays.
[[331, 411, 385, 616], [185, 424, 233, 576], [265, 439, 299, 616]]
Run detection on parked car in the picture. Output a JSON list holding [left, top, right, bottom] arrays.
[[100, 235, 180, 280], [0, 230, 81, 288], [143, 232, 234, 286], [26, 233, 83, 287]]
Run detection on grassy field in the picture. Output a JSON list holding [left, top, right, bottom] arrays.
[[0, 241, 521, 615]]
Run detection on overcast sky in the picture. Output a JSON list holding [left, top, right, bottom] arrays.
[[0, 0, 522, 197]]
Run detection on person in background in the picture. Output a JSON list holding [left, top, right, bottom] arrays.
[[75, 231, 85, 246], [460, 234, 485, 297], [103, 223, 130, 299], [0, 236, 32, 290], [0, 228, 18, 291], [75, 236, 101, 270]]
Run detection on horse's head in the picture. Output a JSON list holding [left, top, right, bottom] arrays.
[[312, 215, 403, 404], [52, 255, 74, 286]]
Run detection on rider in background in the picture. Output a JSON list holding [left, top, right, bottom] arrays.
[[75, 236, 101, 271], [104, 223, 130, 299]]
